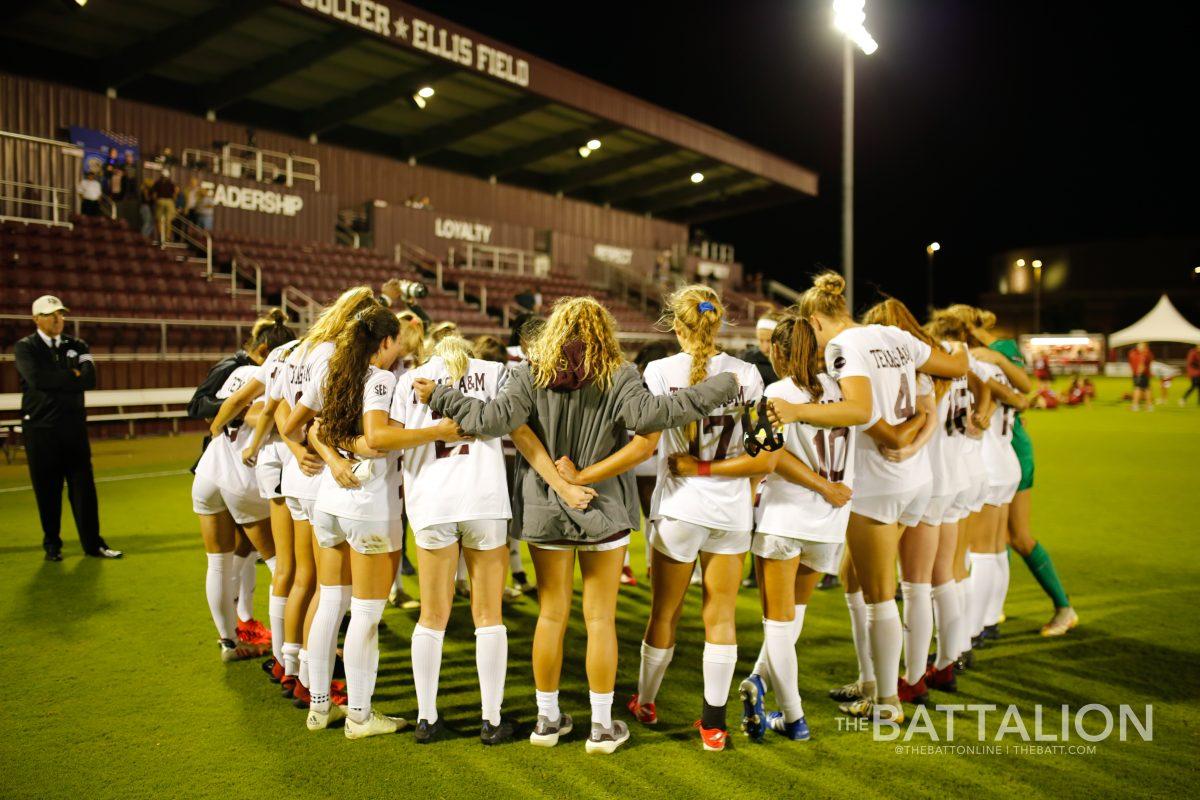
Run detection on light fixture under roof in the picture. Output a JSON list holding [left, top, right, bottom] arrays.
[[690, 172, 704, 184], [586, 138, 602, 151], [417, 86, 435, 99]]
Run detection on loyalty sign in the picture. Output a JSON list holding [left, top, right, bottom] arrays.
[[434, 217, 493, 243], [298, 0, 531, 87]]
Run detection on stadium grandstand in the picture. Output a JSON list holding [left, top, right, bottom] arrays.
[[1, 0, 817, 436]]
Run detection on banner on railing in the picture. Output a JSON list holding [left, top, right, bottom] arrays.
[[67, 126, 140, 183]]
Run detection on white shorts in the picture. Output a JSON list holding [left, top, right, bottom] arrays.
[[535, 534, 631, 553], [192, 474, 269, 526], [985, 480, 1019, 508], [751, 533, 843, 574], [284, 496, 316, 522], [414, 519, 508, 552], [850, 482, 933, 528], [921, 493, 959, 527], [254, 443, 284, 500], [310, 510, 404, 555], [650, 517, 751, 563]]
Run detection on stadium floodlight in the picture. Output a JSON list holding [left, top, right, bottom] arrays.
[[1194, 266, 1200, 274], [417, 86, 436, 99], [925, 241, 941, 312], [833, 0, 878, 56], [1032, 259, 1043, 269], [926, 241, 941, 254], [577, 146, 592, 158], [1016, 258, 1027, 268], [410, 93, 427, 110], [690, 172, 704, 184], [586, 139, 602, 151]]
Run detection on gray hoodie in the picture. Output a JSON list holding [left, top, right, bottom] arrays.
[[429, 361, 739, 545]]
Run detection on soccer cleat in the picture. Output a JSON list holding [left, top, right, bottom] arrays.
[[828, 679, 871, 703], [1041, 607, 1079, 637], [586, 720, 631, 755], [693, 719, 728, 751], [344, 710, 406, 740], [262, 657, 285, 683], [981, 624, 1001, 642], [839, 698, 904, 725], [897, 677, 930, 705], [627, 694, 658, 725], [502, 585, 524, 602], [480, 718, 516, 745], [924, 662, 958, 693], [91, 547, 123, 559], [970, 634, 987, 650], [529, 713, 573, 747], [739, 675, 767, 741], [414, 717, 447, 744], [455, 580, 471, 600], [767, 711, 811, 741], [620, 565, 638, 586], [817, 573, 840, 591], [512, 573, 535, 594], [291, 681, 311, 709], [237, 618, 272, 647], [306, 703, 347, 731], [957, 649, 975, 672], [400, 555, 416, 576], [45, 551, 63, 562], [219, 638, 258, 663], [330, 680, 348, 707]]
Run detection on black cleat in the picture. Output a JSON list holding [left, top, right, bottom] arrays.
[[414, 717, 446, 744], [970, 634, 987, 650], [817, 573, 840, 590], [45, 551, 63, 562], [981, 624, 1000, 642], [480, 717, 516, 745], [400, 556, 416, 576]]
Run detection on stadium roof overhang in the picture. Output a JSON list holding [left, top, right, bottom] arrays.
[[3, 0, 818, 224]]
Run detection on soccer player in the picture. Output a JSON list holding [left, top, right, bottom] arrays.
[[304, 306, 426, 738], [386, 334, 517, 745], [274, 287, 378, 707], [1129, 341, 1154, 411], [193, 318, 293, 662], [622, 285, 763, 752], [966, 309, 1078, 636], [415, 296, 739, 754], [766, 273, 967, 722]]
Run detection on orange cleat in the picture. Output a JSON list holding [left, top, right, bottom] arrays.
[[291, 681, 312, 709], [237, 618, 272, 647], [693, 719, 728, 751], [627, 694, 658, 725], [924, 662, 958, 693], [331, 680, 348, 707], [897, 676, 930, 705]]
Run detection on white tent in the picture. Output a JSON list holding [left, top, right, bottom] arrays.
[[1109, 294, 1200, 348]]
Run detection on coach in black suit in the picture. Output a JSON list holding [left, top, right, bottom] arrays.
[[14, 295, 122, 561]]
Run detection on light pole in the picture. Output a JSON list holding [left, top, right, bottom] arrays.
[[1016, 258, 1043, 332], [925, 241, 940, 314], [833, 0, 877, 312]]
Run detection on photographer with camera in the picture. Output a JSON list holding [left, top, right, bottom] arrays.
[[380, 278, 431, 326]]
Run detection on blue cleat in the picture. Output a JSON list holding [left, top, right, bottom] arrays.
[[739, 674, 767, 741], [767, 711, 811, 741]]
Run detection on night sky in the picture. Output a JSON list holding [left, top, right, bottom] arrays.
[[415, 0, 1197, 313]]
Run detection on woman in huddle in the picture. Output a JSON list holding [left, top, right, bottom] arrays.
[[767, 273, 967, 722], [414, 296, 740, 755]]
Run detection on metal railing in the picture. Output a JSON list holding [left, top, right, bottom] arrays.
[[231, 247, 263, 314], [282, 286, 321, 330], [98, 193, 118, 221], [457, 243, 549, 275], [582, 256, 662, 314], [0, 313, 250, 359], [167, 213, 213, 277], [765, 279, 802, 307], [0, 179, 74, 228], [223, 144, 320, 191], [335, 222, 360, 248]]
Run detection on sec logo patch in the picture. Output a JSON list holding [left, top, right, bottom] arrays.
[[374, 383, 388, 396]]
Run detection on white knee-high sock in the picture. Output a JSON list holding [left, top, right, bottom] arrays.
[[507, 539, 524, 575], [344, 597, 386, 724], [966, 553, 993, 637], [475, 625, 508, 725], [637, 641, 674, 704], [955, 577, 972, 655], [265, 556, 276, 577], [535, 690, 560, 724], [763, 619, 803, 722], [282, 641, 301, 677], [793, 603, 808, 642], [590, 690, 614, 728], [233, 553, 258, 623], [205, 552, 237, 641], [269, 594, 287, 663], [900, 581, 933, 685], [751, 638, 772, 694], [866, 600, 902, 702], [412, 624, 446, 724], [845, 591, 875, 685], [932, 582, 961, 670], [986, 552, 1010, 625], [298, 648, 309, 687], [307, 584, 350, 711], [701, 642, 738, 708]]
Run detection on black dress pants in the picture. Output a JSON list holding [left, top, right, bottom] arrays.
[[24, 424, 104, 555]]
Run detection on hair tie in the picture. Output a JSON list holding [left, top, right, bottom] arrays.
[[698, 301, 716, 313]]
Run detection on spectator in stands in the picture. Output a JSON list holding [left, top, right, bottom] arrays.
[[138, 177, 156, 237], [514, 286, 542, 314], [102, 148, 121, 199], [379, 277, 431, 325], [1129, 341, 1154, 411], [77, 170, 102, 217], [14, 295, 122, 562], [1182, 343, 1200, 406], [740, 310, 780, 386], [195, 187, 215, 231], [183, 176, 201, 224], [152, 169, 178, 243]]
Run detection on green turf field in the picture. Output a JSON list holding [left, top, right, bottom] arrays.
[[1, 377, 1197, 799]]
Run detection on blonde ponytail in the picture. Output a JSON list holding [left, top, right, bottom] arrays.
[[660, 284, 724, 386], [432, 334, 473, 384]]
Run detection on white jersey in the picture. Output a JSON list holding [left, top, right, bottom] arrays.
[[974, 360, 1021, 488], [279, 341, 335, 500], [644, 352, 765, 531], [827, 325, 933, 497], [254, 340, 295, 444], [926, 346, 972, 499], [314, 367, 404, 521], [755, 374, 856, 543], [958, 353, 987, 472], [391, 356, 512, 532], [194, 364, 263, 497]]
